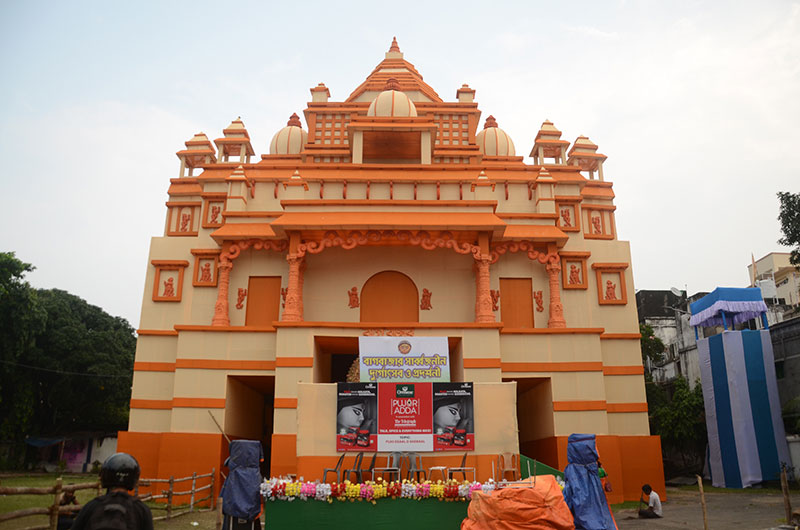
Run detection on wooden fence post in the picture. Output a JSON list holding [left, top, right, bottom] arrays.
[[166, 476, 174, 520], [216, 497, 223, 530], [696, 475, 709, 530], [50, 477, 63, 530], [190, 472, 197, 512], [781, 465, 792, 526], [210, 468, 216, 510]]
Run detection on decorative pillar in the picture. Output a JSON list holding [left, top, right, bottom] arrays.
[[212, 259, 233, 326], [282, 254, 304, 322], [545, 257, 566, 328], [474, 256, 495, 323]]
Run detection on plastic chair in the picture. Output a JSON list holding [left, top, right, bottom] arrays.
[[406, 452, 427, 481], [448, 453, 476, 481], [499, 452, 519, 481], [372, 451, 403, 481], [428, 461, 448, 481], [323, 453, 346, 483], [343, 452, 364, 482]]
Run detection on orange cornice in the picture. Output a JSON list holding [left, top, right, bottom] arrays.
[[463, 358, 502, 369], [497, 213, 559, 220], [276, 357, 314, 368], [280, 200, 498, 209], [599, 333, 641, 340], [558, 251, 592, 258], [501, 362, 603, 372], [553, 401, 607, 412], [130, 399, 172, 410], [272, 321, 505, 329], [133, 362, 176, 372], [170, 178, 199, 184], [223, 211, 284, 218], [606, 402, 648, 413], [602, 365, 645, 375], [499, 328, 604, 335], [137, 329, 179, 336], [150, 260, 189, 267], [274, 398, 298, 409], [172, 397, 226, 409], [173, 325, 276, 333], [175, 359, 276, 370], [591, 263, 629, 270]]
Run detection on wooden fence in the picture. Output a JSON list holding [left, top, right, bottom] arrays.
[[0, 469, 216, 530]]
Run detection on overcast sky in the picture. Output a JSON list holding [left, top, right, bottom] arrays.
[[1, 1, 798, 328]]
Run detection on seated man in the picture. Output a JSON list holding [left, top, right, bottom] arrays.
[[638, 483, 663, 519]]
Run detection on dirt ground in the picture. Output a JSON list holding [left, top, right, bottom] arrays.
[[615, 487, 796, 529]]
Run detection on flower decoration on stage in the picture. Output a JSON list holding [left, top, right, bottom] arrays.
[[261, 477, 488, 503]]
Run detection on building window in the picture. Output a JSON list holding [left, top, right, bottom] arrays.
[[592, 262, 629, 305], [151, 260, 189, 302]]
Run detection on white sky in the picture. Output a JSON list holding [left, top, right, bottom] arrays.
[[1, 1, 798, 328]]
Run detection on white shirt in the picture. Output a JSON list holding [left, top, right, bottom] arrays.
[[649, 490, 663, 516]]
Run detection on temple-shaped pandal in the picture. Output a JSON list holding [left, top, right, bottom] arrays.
[[121, 38, 664, 502]]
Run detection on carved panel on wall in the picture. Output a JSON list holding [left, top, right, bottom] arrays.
[[420, 288, 432, 310], [592, 263, 629, 305], [362, 328, 415, 336], [236, 288, 248, 309], [151, 260, 189, 302], [202, 196, 226, 229], [348, 286, 360, 308], [167, 202, 200, 236], [534, 290, 544, 312], [191, 249, 221, 287], [281, 287, 287, 308], [583, 207, 615, 240], [490, 289, 500, 311]]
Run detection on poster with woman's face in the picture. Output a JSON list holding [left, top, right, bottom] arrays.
[[432, 382, 474, 451], [336, 382, 378, 451]]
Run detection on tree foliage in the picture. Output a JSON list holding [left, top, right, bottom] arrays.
[[0, 253, 136, 452], [649, 376, 706, 472], [639, 323, 665, 365], [777, 191, 800, 267]]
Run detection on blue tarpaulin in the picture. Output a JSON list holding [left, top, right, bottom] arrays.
[[562, 433, 616, 530], [689, 287, 767, 327], [220, 440, 263, 520]]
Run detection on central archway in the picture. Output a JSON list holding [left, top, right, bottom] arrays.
[[360, 270, 419, 322]]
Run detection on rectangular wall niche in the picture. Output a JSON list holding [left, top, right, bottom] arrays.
[[202, 195, 226, 229], [556, 200, 581, 232], [191, 249, 221, 287], [167, 202, 201, 236], [592, 262, 629, 305], [583, 206, 616, 240], [560, 251, 590, 290], [152, 260, 189, 302]]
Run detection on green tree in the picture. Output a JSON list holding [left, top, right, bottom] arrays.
[[652, 376, 706, 472], [0, 253, 136, 467], [777, 191, 800, 267], [0, 252, 46, 443], [639, 323, 665, 365]]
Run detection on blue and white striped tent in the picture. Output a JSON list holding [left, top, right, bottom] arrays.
[[690, 288, 790, 487]]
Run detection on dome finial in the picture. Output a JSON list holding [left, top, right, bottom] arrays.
[[389, 36, 400, 53], [287, 113, 302, 127], [384, 77, 401, 91], [484, 115, 498, 129]]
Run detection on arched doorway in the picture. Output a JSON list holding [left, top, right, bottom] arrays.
[[360, 271, 419, 322]]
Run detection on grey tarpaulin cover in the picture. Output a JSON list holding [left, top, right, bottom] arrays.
[[220, 440, 263, 520]]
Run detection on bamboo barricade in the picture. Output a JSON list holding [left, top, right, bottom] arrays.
[[0, 468, 216, 529]]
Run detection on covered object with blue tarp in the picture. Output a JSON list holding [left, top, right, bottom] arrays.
[[690, 287, 790, 488], [562, 433, 616, 530], [220, 440, 263, 521]]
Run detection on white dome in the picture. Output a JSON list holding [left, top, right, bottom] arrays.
[[476, 115, 515, 156], [366, 81, 417, 117], [269, 114, 307, 155]]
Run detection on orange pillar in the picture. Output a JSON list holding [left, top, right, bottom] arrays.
[[282, 255, 304, 321], [545, 254, 566, 328], [212, 259, 233, 326]]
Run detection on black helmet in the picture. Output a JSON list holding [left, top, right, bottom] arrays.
[[100, 453, 140, 490]]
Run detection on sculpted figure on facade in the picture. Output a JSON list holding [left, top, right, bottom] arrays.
[[569, 265, 581, 285], [180, 213, 190, 232], [560, 208, 572, 227], [592, 216, 602, 235], [490, 289, 500, 311], [163, 277, 175, 298], [348, 286, 359, 308], [199, 263, 212, 282], [210, 205, 221, 224], [420, 288, 432, 310], [236, 287, 247, 309], [605, 280, 617, 300]]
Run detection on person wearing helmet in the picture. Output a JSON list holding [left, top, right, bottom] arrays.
[[71, 453, 153, 530]]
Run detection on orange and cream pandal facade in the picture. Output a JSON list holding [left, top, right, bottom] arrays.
[[120, 38, 664, 503]]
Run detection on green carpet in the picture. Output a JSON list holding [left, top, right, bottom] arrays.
[[264, 498, 469, 529]]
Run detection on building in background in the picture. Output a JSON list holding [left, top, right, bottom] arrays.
[[118, 38, 662, 502], [749, 252, 800, 308]]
